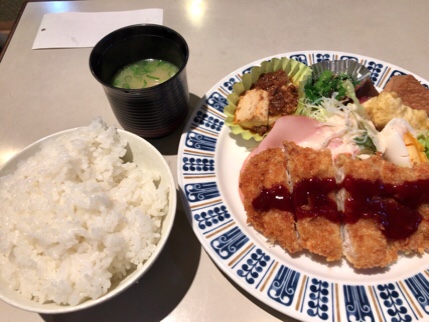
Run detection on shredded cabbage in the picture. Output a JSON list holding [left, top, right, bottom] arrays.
[[298, 90, 381, 156]]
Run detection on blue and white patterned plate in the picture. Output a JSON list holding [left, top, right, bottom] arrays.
[[177, 51, 429, 322]]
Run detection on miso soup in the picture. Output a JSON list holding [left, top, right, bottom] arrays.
[[112, 59, 179, 89]]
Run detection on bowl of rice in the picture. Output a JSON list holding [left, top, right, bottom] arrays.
[[0, 118, 176, 313]]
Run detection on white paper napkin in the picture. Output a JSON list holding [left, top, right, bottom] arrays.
[[32, 8, 163, 49]]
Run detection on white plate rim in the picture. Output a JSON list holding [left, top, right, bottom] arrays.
[[177, 50, 429, 322]]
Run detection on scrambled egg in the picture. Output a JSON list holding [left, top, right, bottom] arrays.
[[363, 91, 429, 131]]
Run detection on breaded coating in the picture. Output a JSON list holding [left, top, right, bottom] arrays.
[[363, 91, 429, 131], [239, 148, 302, 253], [383, 75, 429, 114], [380, 160, 429, 253], [285, 142, 342, 261], [335, 154, 398, 269], [342, 219, 396, 269], [240, 143, 429, 269]]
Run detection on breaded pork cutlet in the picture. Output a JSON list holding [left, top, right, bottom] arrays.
[[335, 154, 398, 269], [285, 142, 343, 261], [239, 148, 302, 253], [379, 160, 429, 253]]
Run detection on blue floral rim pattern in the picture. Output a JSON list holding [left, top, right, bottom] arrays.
[[177, 51, 429, 322]]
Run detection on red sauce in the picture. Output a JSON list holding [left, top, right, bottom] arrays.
[[252, 184, 293, 213], [293, 178, 340, 222], [251, 175, 427, 241], [341, 175, 424, 240]]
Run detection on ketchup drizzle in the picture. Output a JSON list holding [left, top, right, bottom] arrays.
[[251, 175, 427, 241], [293, 177, 340, 222], [252, 184, 293, 213], [341, 175, 423, 240]]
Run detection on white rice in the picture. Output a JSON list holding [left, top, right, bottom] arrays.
[[0, 118, 169, 305]]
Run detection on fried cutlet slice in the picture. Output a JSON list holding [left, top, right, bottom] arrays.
[[239, 148, 302, 253], [285, 142, 342, 262], [414, 205, 429, 252], [335, 154, 398, 269], [379, 160, 429, 253]]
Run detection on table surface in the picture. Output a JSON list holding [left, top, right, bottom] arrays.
[[1, 1, 429, 321]]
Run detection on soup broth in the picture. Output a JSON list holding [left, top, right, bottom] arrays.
[[112, 59, 179, 89]]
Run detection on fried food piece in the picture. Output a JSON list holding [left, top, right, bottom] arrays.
[[240, 141, 429, 269], [335, 154, 398, 269], [239, 148, 302, 253], [285, 142, 342, 261], [383, 75, 429, 115], [413, 205, 429, 252], [234, 88, 269, 133], [342, 218, 396, 269], [363, 91, 429, 131], [380, 160, 429, 253]]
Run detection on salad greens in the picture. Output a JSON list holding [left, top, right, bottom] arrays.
[[297, 69, 380, 157], [418, 132, 429, 160], [304, 70, 359, 104], [354, 134, 377, 154]]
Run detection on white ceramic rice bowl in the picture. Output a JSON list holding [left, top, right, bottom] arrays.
[[0, 128, 176, 313]]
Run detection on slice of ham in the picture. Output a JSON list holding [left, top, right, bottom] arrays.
[[244, 115, 335, 167]]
